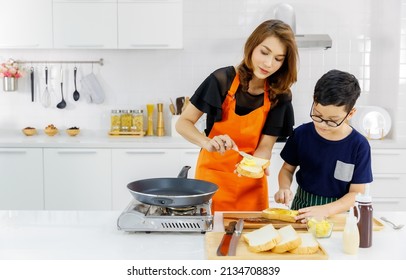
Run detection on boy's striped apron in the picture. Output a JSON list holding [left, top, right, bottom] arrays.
[[291, 186, 339, 210]]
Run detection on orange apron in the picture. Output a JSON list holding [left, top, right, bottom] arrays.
[[195, 74, 271, 212]]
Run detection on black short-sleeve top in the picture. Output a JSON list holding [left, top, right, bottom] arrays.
[[190, 66, 294, 139]]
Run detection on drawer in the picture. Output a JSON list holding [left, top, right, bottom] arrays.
[[371, 173, 406, 197], [371, 150, 406, 173], [370, 197, 406, 211]]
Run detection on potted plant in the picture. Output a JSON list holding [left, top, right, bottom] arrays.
[[0, 59, 23, 91]]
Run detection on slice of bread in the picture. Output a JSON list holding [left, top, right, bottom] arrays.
[[262, 208, 299, 223], [271, 225, 302, 253], [242, 224, 281, 252], [236, 156, 270, 178], [289, 233, 319, 255]]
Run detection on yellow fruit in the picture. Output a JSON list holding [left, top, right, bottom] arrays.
[[307, 218, 333, 238]]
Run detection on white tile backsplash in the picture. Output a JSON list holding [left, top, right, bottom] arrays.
[[0, 0, 404, 140]]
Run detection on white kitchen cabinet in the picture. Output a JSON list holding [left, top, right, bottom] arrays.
[[111, 148, 180, 210], [118, 0, 183, 49], [0, 0, 53, 48], [44, 148, 111, 210], [370, 149, 406, 211], [53, 0, 117, 49], [179, 148, 200, 178], [0, 148, 44, 210]]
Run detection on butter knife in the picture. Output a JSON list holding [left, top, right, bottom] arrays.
[[228, 219, 244, 256], [238, 151, 254, 160], [216, 221, 237, 256]]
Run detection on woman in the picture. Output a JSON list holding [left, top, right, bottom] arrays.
[[176, 19, 298, 212]]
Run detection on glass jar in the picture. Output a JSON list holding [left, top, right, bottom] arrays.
[[120, 110, 132, 132], [131, 109, 144, 133], [110, 109, 121, 132]]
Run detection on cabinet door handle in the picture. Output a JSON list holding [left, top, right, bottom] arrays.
[[0, 150, 27, 154], [183, 151, 199, 155], [372, 151, 402, 156], [372, 199, 401, 205], [125, 151, 166, 155], [66, 44, 105, 48], [57, 151, 98, 155], [57, 0, 107, 2], [373, 174, 402, 180], [0, 44, 40, 48], [129, 44, 169, 48], [119, 0, 172, 3]]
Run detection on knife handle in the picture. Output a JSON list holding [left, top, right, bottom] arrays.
[[216, 221, 237, 256]]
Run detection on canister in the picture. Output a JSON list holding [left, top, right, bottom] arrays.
[[110, 109, 121, 132], [131, 109, 144, 133], [120, 110, 132, 132]]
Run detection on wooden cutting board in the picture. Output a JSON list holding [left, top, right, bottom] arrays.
[[205, 232, 328, 260], [223, 212, 384, 231]]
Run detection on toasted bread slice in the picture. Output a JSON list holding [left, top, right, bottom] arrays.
[[271, 225, 302, 253], [242, 224, 281, 252], [262, 208, 299, 223], [289, 233, 319, 255], [236, 156, 270, 178]]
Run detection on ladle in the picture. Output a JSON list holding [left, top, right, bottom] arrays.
[[73, 66, 80, 101], [56, 67, 66, 109]]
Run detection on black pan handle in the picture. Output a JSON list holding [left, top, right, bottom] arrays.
[[177, 166, 191, 178]]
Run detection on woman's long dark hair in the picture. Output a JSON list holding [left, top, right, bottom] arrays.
[[237, 19, 298, 101]]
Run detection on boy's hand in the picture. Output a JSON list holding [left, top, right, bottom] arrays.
[[274, 189, 293, 206], [295, 205, 330, 223]]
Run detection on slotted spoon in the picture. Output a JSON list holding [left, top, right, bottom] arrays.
[[380, 217, 404, 230]]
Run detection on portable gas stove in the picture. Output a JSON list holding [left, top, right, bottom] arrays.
[[117, 199, 213, 233]]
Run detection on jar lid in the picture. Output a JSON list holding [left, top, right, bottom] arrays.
[[133, 109, 143, 114]]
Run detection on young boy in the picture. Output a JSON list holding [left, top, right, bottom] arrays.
[[274, 69, 373, 222]]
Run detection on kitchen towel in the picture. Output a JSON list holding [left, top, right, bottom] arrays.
[[81, 73, 105, 104]]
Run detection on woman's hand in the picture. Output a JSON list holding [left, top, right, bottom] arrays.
[[202, 134, 237, 154], [295, 205, 330, 223], [274, 189, 293, 206]]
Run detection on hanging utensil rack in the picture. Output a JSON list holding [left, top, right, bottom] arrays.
[[16, 58, 104, 66]]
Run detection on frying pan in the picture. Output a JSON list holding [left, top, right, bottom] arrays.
[[127, 166, 218, 207]]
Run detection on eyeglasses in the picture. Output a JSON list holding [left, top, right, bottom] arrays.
[[310, 102, 351, 127]]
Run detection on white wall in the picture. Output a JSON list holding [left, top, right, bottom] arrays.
[[0, 0, 404, 140]]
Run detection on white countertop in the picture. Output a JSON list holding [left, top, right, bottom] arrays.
[[0, 129, 200, 149], [1, 129, 405, 149], [0, 210, 405, 260]]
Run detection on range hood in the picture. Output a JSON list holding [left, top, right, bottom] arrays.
[[274, 3, 332, 50], [295, 34, 332, 49]]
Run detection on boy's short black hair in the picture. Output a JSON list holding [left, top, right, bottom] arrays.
[[313, 69, 361, 112]]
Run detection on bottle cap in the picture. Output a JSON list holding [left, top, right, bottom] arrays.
[[355, 184, 372, 203]]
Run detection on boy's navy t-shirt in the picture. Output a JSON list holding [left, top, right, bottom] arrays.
[[280, 122, 373, 198]]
